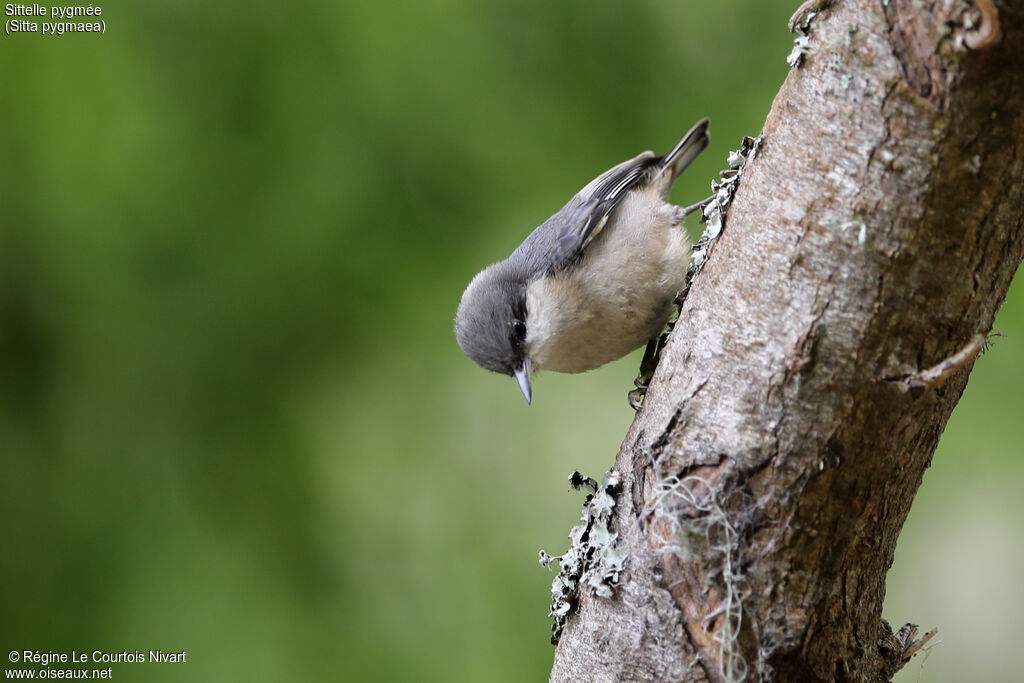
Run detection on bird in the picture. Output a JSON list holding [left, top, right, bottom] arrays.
[[454, 118, 710, 404]]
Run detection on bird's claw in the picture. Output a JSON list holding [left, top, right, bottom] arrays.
[[628, 388, 646, 412]]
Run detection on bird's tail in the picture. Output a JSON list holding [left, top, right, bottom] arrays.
[[660, 117, 710, 181]]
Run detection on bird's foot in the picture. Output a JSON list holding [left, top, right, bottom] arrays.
[[629, 333, 668, 411]]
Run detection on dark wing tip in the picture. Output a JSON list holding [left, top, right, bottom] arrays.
[[661, 117, 711, 178]]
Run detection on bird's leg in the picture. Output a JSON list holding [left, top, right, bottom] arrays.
[[668, 194, 716, 225], [628, 331, 669, 411]]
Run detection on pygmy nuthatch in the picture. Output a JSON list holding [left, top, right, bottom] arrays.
[[454, 118, 710, 404]]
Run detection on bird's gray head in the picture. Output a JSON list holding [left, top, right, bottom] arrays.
[[454, 263, 533, 403]]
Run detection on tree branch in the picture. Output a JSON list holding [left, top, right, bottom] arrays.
[[549, 0, 1024, 680]]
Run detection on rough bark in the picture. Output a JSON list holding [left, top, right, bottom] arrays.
[[549, 0, 1024, 681]]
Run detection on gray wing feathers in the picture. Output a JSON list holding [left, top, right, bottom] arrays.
[[578, 151, 658, 204], [509, 196, 613, 275], [509, 118, 710, 276], [538, 152, 660, 269]]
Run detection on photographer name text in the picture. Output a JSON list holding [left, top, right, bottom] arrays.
[[11, 650, 186, 666]]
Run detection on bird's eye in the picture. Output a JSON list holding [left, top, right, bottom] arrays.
[[511, 319, 526, 339]]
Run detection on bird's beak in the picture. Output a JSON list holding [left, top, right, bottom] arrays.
[[513, 359, 532, 405]]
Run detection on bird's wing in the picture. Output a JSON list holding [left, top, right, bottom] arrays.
[[511, 151, 659, 275], [508, 119, 709, 278], [563, 151, 659, 254]]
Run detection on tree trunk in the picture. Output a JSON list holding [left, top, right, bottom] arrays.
[[549, 0, 1024, 681]]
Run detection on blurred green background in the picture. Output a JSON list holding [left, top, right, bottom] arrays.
[[1, 1, 1020, 681]]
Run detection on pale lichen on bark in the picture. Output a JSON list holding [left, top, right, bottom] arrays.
[[540, 470, 628, 644], [550, 0, 1024, 681]]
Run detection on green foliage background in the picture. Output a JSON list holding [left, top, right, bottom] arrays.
[[1, 2, 1020, 681]]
